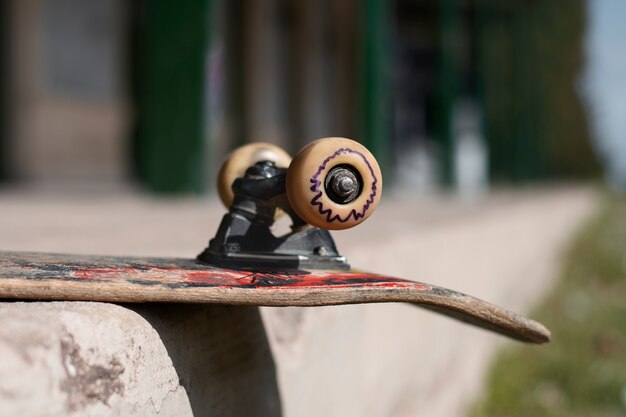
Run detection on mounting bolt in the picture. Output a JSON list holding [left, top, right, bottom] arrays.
[[314, 246, 330, 256], [223, 243, 241, 253]]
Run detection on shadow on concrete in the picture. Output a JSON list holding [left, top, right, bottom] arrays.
[[130, 304, 283, 417]]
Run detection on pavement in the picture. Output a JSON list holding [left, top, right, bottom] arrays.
[[0, 185, 598, 417]]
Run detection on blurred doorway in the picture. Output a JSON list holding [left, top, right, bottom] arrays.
[[5, 0, 131, 187]]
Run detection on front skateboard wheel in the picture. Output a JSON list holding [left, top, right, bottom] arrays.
[[217, 142, 292, 208], [286, 137, 382, 230]]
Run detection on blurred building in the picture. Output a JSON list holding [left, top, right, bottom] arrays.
[[0, 0, 600, 194]]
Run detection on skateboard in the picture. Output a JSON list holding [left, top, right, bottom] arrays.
[[0, 137, 550, 344]]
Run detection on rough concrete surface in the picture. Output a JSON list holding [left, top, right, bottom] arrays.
[[0, 186, 597, 416], [268, 187, 598, 417], [0, 302, 192, 417]]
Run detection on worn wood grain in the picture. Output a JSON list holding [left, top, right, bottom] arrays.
[[0, 251, 550, 343]]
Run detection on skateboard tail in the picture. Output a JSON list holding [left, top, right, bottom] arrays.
[[418, 304, 550, 344], [229, 285, 551, 344]]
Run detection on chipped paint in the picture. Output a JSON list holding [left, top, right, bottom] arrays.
[[0, 252, 427, 291]]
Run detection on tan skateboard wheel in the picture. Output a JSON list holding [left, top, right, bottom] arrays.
[[217, 142, 292, 208], [286, 137, 382, 230]]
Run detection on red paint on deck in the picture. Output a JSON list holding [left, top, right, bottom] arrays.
[[74, 267, 144, 280], [73, 265, 249, 286], [70, 264, 427, 290], [0, 252, 429, 291]]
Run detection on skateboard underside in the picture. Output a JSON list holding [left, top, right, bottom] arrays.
[[0, 251, 549, 344]]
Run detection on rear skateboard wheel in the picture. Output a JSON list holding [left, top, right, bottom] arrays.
[[217, 142, 292, 208], [286, 137, 382, 230]]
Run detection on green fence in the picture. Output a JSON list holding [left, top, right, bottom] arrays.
[[132, 0, 211, 193], [130, 0, 598, 193]]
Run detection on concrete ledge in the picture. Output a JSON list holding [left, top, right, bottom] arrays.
[[268, 187, 597, 417], [0, 303, 281, 417], [0, 187, 598, 416]]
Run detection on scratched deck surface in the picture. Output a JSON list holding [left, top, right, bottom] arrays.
[[0, 251, 550, 343]]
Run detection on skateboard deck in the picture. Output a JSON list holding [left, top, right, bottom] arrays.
[[0, 251, 549, 344]]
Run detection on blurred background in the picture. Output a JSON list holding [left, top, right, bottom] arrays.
[[1, 0, 621, 195], [0, 1, 625, 417]]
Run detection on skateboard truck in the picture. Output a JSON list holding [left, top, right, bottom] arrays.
[[198, 160, 350, 270]]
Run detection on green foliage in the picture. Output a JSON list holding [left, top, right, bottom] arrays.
[[471, 196, 626, 416], [477, 0, 600, 181]]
